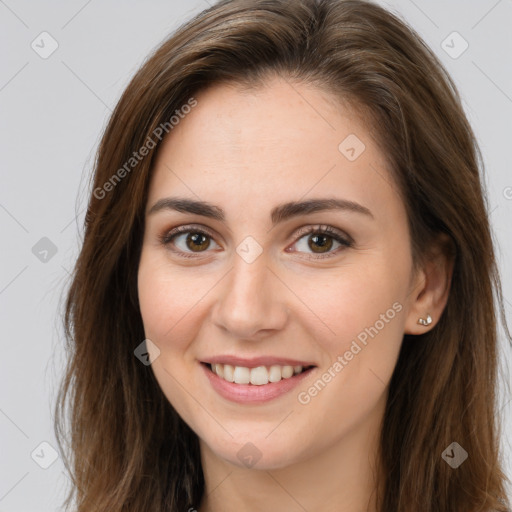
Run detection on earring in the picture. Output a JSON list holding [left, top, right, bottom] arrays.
[[417, 313, 432, 326]]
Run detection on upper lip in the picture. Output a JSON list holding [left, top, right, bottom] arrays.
[[202, 355, 316, 368]]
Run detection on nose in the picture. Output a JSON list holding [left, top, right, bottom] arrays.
[[211, 250, 289, 340]]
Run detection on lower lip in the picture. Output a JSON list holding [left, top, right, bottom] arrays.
[[201, 362, 316, 404]]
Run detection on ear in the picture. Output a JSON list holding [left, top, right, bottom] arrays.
[[404, 233, 455, 335]]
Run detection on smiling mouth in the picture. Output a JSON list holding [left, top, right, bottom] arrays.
[[203, 362, 316, 386]]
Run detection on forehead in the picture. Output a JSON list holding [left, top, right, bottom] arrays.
[[147, 78, 399, 222]]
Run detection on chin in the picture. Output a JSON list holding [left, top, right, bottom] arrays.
[[202, 432, 305, 471]]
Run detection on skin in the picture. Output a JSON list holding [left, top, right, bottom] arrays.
[[137, 77, 452, 512]]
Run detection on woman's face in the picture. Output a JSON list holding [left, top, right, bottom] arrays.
[[137, 77, 423, 470]]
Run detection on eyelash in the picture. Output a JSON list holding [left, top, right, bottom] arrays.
[[159, 224, 353, 260]]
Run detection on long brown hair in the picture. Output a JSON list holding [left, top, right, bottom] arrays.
[[54, 0, 511, 510]]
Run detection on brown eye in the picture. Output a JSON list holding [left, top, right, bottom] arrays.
[[160, 226, 220, 257], [308, 233, 334, 253], [289, 225, 353, 259], [184, 232, 211, 252]]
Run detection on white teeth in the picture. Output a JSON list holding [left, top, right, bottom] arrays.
[[268, 365, 282, 383], [281, 365, 294, 378], [223, 364, 235, 382], [250, 366, 269, 385], [214, 363, 224, 378], [210, 363, 307, 385], [233, 366, 250, 384]]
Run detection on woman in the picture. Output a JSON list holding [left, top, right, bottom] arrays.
[[55, 0, 511, 510]]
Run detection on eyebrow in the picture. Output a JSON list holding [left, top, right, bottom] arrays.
[[147, 196, 374, 225]]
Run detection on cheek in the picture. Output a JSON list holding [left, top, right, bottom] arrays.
[[137, 252, 195, 348], [292, 266, 406, 432], [137, 252, 208, 417], [292, 258, 407, 351], [290, 254, 409, 421], [137, 251, 225, 361]]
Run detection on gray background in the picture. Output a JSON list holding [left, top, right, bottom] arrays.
[[0, 0, 511, 510]]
